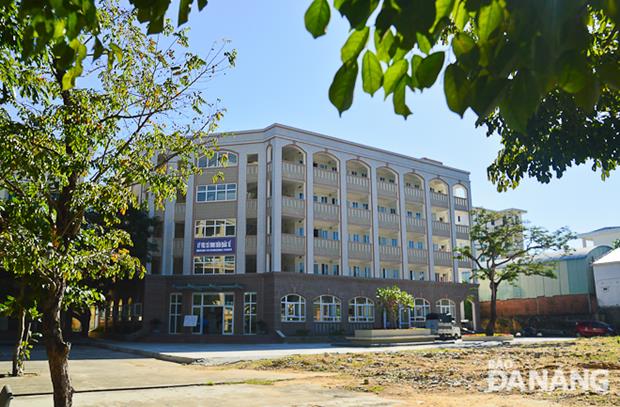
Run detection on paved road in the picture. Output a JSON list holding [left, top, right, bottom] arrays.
[[93, 337, 574, 365]]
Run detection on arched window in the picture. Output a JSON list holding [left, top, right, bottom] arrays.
[[436, 298, 456, 317], [411, 298, 430, 322], [313, 295, 341, 322], [281, 294, 306, 322], [348, 297, 375, 322], [198, 151, 238, 168]]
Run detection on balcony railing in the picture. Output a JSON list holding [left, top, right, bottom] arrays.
[[348, 242, 373, 261], [313, 167, 338, 186], [173, 238, 184, 257], [347, 207, 371, 225], [246, 199, 257, 217], [407, 248, 428, 264], [456, 224, 470, 240], [377, 181, 398, 196], [454, 196, 468, 210], [458, 257, 473, 268], [282, 161, 305, 181], [246, 163, 258, 181], [282, 196, 305, 218], [281, 233, 305, 255], [245, 235, 257, 254], [314, 202, 339, 222], [314, 238, 340, 257], [174, 202, 185, 218], [378, 212, 400, 229], [432, 220, 451, 237], [434, 250, 454, 267], [404, 186, 424, 202], [430, 191, 449, 207], [379, 245, 401, 262], [405, 217, 426, 233], [346, 175, 370, 191]]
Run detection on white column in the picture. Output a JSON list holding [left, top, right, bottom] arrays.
[[182, 173, 195, 275], [305, 149, 315, 275], [271, 140, 283, 272], [370, 165, 381, 278], [162, 197, 175, 275], [466, 181, 476, 283], [337, 153, 349, 276], [448, 181, 459, 282], [146, 187, 155, 274], [236, 152, 247, 274], [398, 171, 408, 279], [424, 176, 435, 281], [256, 147, 268, 273]]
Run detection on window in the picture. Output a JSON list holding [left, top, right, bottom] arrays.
[[379, 237, 388, 246], [332, 264, 340, 275], [391, 238, 398, 247], [174, 222, 185, 238], [378, 206, 386, 213], [350, 266, 371, 278], [382, 268, 399, 279], [169, 293, 183, 334], [389, 208, 397, 214], [436, 299, 456, 316], [281, 294, 305, 322], [362, 203, 369, 210], [313, 295, 341, 322], [195, 219, 236, 238], [244, 292, 257, 335], [196, 183, 237, 202], [352, 234, 360, 242], [351, 201, 359, 208], [348, 297, 375, 322], [411, 298, 430, 322], [408, 240, 415, 249], [363, 235, 370, 244], [198, 151, 238, 168], [193, 255, 235, 274], [332, 231, 339, 241]]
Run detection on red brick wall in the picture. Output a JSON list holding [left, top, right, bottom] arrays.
[[480, 294, 598, 318]]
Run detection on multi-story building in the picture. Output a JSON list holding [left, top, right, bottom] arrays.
[[141, 124, 479, 339]]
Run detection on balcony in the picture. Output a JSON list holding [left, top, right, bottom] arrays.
[[377, 181, 398, 197], [456, 224, 470, 240], [432, 220, 451, 237], [281, 233, 305, 255], [406, 217, 426, 233], [347, 207, 371, 225], [379, 245, 401, 262], [378, 212, 400, 230], [454, 196, 468, 210], [407, 248, 428, 265], [281, 196, 305, 218], [246, 235, 257, 255], [346, 175, 369, 192], [282, 161, 305, 181], [314, 238, 340, 257], [348, 242, 373, 261], [314, 202, 339, 222], [173, 238, 184, 257], [458, 257, 473, 269], [313, 168, 338, 187], [246, 199, 257, 217], [246, 163, 258, 182], [430, 191, 449, 208], [404, 186, 424, 202], [434, 250, 454, 267], [174, 202, 185, 217]]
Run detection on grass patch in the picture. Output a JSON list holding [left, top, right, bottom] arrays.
[[241, 378, 279, 386]]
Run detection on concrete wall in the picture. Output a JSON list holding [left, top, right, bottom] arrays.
[[593, 262, 620, 307], [480, 294, 598, 318]]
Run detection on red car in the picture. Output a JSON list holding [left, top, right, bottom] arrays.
[[575, 321, 616, 337]]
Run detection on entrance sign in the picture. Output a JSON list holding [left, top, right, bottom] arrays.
[[183, 315, 198, 327], [194, 237, 236, 254]]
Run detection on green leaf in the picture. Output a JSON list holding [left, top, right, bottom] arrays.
[[178, 0, 192, 25], [416, 32, 431, 54], [393, 75, 412, 118], [383, 59, 408, 97], [336, 0, 380, 29], [92, 37, 104, 61], [558, 54, 590, 94], [452, 33, 479, 69], [375, 29, 395, 63], [197, 0, 209, 10], [573, 77, 600, 112], [329, 60, 359, 115], [409, 54, 423, 88], [341, 27, 370, 62], [453, 0, 468, 30], [415, 51, 444, 89], [361, 51, 382, 95], [305, 0, 331, 38], [477, 0, 503, 42], [444, 63, 470, 116], [597, 61, 620, 90], [499, 70, 540, 133]]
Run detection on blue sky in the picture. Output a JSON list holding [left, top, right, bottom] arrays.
[[180, 0, 618, 236]]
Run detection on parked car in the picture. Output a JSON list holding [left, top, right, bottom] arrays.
[[426, 313, 461, 340], [575, 321, 616, 337]]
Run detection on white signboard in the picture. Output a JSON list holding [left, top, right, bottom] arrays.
[[183, 315, 198, 327]]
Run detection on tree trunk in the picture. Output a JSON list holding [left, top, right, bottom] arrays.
[[11, 306, 26, 376], [42, 287, 74, 407], [486, 281, 498, 336]]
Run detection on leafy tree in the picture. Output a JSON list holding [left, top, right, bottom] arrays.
[[0, 4, 234, 406], [455, 208, 575, 336], [303, 0, 619, 188], [613, 238, 620, 249], [376, 285, 414, 328]]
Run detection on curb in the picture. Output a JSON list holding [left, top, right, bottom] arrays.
[[84, 340, 199, 364]]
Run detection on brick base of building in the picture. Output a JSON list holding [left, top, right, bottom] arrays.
[[480, 294, 598, 318], [141, 273, 480, 341]]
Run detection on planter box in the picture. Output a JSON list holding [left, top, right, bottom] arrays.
[[462, 334, 514, 342], [354, 328, 431, 338]]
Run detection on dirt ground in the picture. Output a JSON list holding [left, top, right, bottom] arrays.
[[234, 337, 620, 406]]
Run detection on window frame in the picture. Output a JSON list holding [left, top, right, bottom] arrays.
[[194, 219, 236, 238], [193, 255, 236, 275], [197, 151, 238, 168], [313, 295, 342, 322], [196, 183, 237, 202], [281, 294, 306, 322], [169, 293, 183, 334], [348, 297, 375, 323], [436, 298, 456, 316]]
